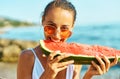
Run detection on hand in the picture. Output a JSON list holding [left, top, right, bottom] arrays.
[[83, 55, 118, 79], [41, 51, 74, 79]]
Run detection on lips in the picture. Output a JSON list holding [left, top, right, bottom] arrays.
[[47, 36, 64, 42]]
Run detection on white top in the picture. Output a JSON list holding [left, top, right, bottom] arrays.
[[30, 48, 74, 79]]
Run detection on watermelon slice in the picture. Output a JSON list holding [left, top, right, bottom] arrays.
[[40, 40, 120, 64]]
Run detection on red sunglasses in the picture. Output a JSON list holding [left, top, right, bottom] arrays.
[[44, 25, 72, 38]]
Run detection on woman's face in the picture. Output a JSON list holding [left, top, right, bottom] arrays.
[[42, 7, 74, 42]]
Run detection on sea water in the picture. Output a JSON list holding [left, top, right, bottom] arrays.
[[0, 24, 120, 79], [0, 24, 120, 49]]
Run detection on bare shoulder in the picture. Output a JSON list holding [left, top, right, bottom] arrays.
[[19, 50, 34, 62], [17, 49, 35, 79], [18, 49, 35, 66], [19, 49, 34, 60]]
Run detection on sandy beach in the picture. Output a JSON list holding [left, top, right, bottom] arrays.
[[0, 62, 17, 79]]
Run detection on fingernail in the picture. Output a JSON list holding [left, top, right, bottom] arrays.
[[42, 54, 46, 57], [65, 54, 71, 56], [55, 50, 61, 53], [70, 60, 74, 63], [106, 69, 108, 72], [100, 53, 104, 56]]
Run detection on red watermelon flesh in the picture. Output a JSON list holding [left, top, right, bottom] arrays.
[[40, 40, 120, 64], [42, 40, 120, 57]]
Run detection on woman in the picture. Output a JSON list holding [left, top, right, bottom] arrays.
[[17, 0, 118, 79]]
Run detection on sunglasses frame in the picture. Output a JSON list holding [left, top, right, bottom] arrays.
[[44, 25, 72, 38]]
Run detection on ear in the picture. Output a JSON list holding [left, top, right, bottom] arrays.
[[42, 16, 45, 25], [70, 24, 74, 30]]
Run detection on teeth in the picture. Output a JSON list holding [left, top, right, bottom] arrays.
[[47, 37, 64, 42], [51, 38, 60, 42]]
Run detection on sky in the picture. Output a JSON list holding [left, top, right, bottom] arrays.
[[0, 0, 120, 25]]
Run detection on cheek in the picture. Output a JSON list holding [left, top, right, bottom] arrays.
[[44, 32, 52, 39], [60, 38, 68, 42], [44, 32, 48, 39], [44, 31, 71, 41]]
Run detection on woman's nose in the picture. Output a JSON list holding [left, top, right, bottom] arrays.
[[54, 28, 61, 39]]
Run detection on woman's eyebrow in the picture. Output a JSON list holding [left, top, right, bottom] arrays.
[[47, 21, 54, 24], [47, 21, 56, 26], [47, 21, 70, 27], [62, 25, 70, 27]]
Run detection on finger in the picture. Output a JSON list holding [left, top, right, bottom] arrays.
[[110, 55, 118, 67], [95, 55, 105, 73], [91, 61, 103, 75], [101, 55, 110, 72], [57, 60, 74, 68], [48, 51, 60, 61], [57, 66, 68, 72]]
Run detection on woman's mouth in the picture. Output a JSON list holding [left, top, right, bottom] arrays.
[[51, 37, 60, 42], [47, 37, 64, 42]]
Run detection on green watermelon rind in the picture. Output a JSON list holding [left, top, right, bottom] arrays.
[[40, 40, 120, 64]]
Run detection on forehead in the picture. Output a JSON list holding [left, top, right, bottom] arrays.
[[44, 8, 74, 26]]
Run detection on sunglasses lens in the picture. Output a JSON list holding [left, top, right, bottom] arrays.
[[44, 26, 71, 38], [61, 30, 71, 38], [44, 26, 55, 34]]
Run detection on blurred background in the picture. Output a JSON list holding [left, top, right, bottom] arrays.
[[0, 0, 120, 79]]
